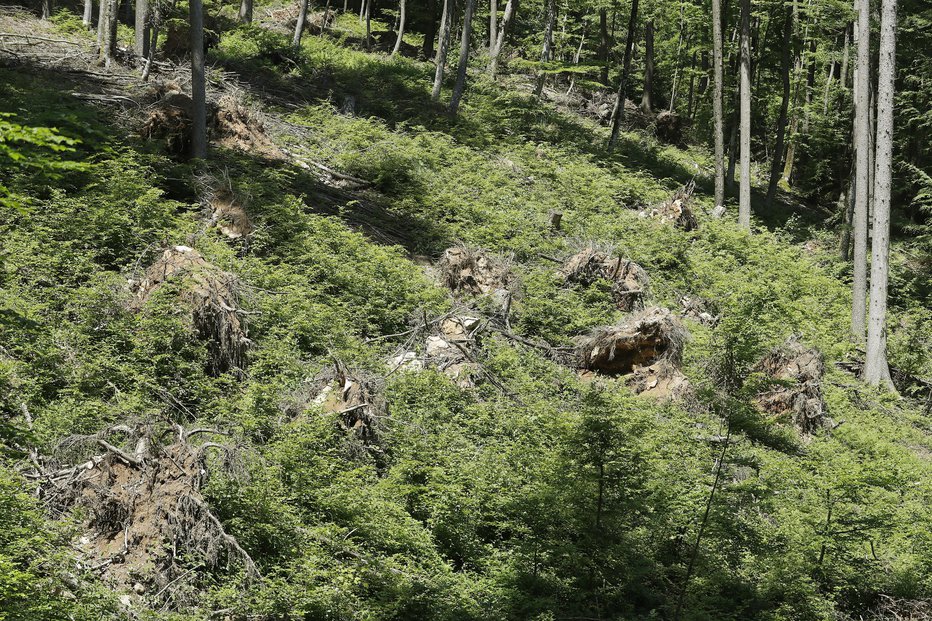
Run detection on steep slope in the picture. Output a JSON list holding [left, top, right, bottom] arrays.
[[1, 6, 931, 621]]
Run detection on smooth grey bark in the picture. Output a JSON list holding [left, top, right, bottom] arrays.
[[359, 0, 365, 22], [738, 0, 751, 228], [83, 0, 94, 28], [431, 0, 453, 101], [533, 0, 556, 98], [765, 2, 792, 208], [640, 19, 654, 113], [190, 0, 207, 159], [391, 0, 406, 55], [41, 0, 52, 19], [839, 23, 850, 88], [607, 0, 639, 149], [711, 0, 725, 208], [851, 0, 870, 340], [135, 0, 149, 57], [864, 0, 897, 389], [449, 0, 477, 114], [293, 0, 310, 48], [239, 0, 252, 23], [96, 0, 107, 49], [489, 0, 497, 48], [487, 0, 516, 76]]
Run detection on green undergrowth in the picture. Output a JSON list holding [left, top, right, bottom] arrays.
[[1, 10, 931, 621]]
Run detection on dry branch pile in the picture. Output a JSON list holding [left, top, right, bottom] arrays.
[[309, 364, 386, 456], [133, 246, 250, 377], [35, 424, 256, 605], [755, 338, 829, 435], [562, 247, 649, 311], [388, 314, 483, 388], [640, 180, 698, 231], [678, 294, 719, 326]]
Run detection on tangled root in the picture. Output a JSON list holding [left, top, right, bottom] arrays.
[[562, 247, 649, 311], [577, 307, 688, 376], [754, 337, 830, 435], [641, 180, 698, 231], [438, 245, 513, 297]]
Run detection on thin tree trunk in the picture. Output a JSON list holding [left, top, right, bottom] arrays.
[[668, 8, 686, 112], [239, 0, 252, 22], [822, 56, 834, 114], [190, 0, 207, 159], [344, 0, 348, 11], [83, 0, 94, 28], [839, 22, 850, 89], [359, 0, 365, 22], [41, 0, 53, 19], [640, 19, 654, 113], [135, 0, 149, 57], [141, 15, 159, 80], [487, 0, 516, 76], [686, 51, 697, 119], [449, 0, 477, 114], [422, 0, 438, 58], [96, 0, 107, 49], [365, 0, 371, 50], [607, 0, 639, 149], [489, 0, 497, 48], [864, 0, 896, 389], [391, 0, 406, 55], [727, 103, 738, 194], [431, 0, 453, 101], [293, 0, 310, 48], [598, 7, 609, 86], [566, 22, 586, 95], [534, 0, 556, 98], [851, 0, 870, 340], [766, 3, 792, 207], [711, 0, 725, 208], [803, 38, 817, 133], [839, 178, 854, 260], [738, 0, 751, 228]]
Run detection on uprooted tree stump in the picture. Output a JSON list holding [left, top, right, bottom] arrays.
[[133, 246, 250, 377], [142, 86, 283, 159], [562, 248, 649, 312], [754, 338, 830, 435], [640, 180, 698, 231], [438, 246, 513, 302], [654, 110, 684, 145], [33, 424, 258, 603], [577, 307, 687, 375], [206, 187, 255, 240]]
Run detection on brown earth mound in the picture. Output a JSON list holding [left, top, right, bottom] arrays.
[[755, 338, 829, 435], [641, 180, 698, 231], [38, 425, 257, 603], [133, 246, 249, 377], [626, 358, 690, 400], [562, 248, 649, 311], [577, 307, 687, 376]]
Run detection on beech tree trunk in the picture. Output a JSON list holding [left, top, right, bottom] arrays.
[[489, 0, 497, 48], [839, 22, 850, 89], [293, 0, 310, 48], [83, 0, 94, 28], [640, 19, 654, 113], [607, 0, 639, 149], [239, 0, 253, 23], [449, 0, 477, 114], [488, 0, 517, 76], [190, 0, 207, 159], [851, 0, 870, 340], [534, 0, 556, 98], [598, 7, 609, 86], [738, 0, 751, 228], [765, 3, 792, 208], [41, 0, 52, 19], [864, 0, 897, 389], [391, 0, 407, 55], [135, 0, 149, 57], [431, 0, 453, 101], [711, 0, 725, 208]]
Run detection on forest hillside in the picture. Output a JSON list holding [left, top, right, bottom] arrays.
[[1, 0, 931, 619]]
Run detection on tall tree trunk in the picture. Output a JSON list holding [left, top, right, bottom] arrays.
[[489, 0, 497, 48], [864, 0, 897, 389], [83, 0, 94, 28], [141, 11, 160, 80], [391, 0, 406, 55], [293, 0, 310, 48], [822, 56, 834, 114], [738, 0, 751, 228], [449, 0, 476, 114], [711, 0, 725, 208], [365, 0, 372, 50], [802, 38, 817, 133], [598, 7, 609, 86], [239, 0, 252, 22], [607, 0, 639, 149], [533, 0, 556, 98], [488, 0, 516, 76], [422, 0, 438, 58], [344, 0, 348, 11], [135, 0, 149, 57], [359, 0, 365, 22], [41, 0, 53, 19], [190, 0, 207, 159], [668, 8, 687, 112], [851, 0, 870, 340], [640, 19, 654, 113], [727, 103, 739, 194], [839, 22, 850, 89], [96, 0, 107, 50], [839, 177, 854, 261], [566, 22, 587, 95], [686, 51, 697, 119], [431, 0, 453, 101], [699, 50, 709, 94], [765, 3, 792, 208]]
